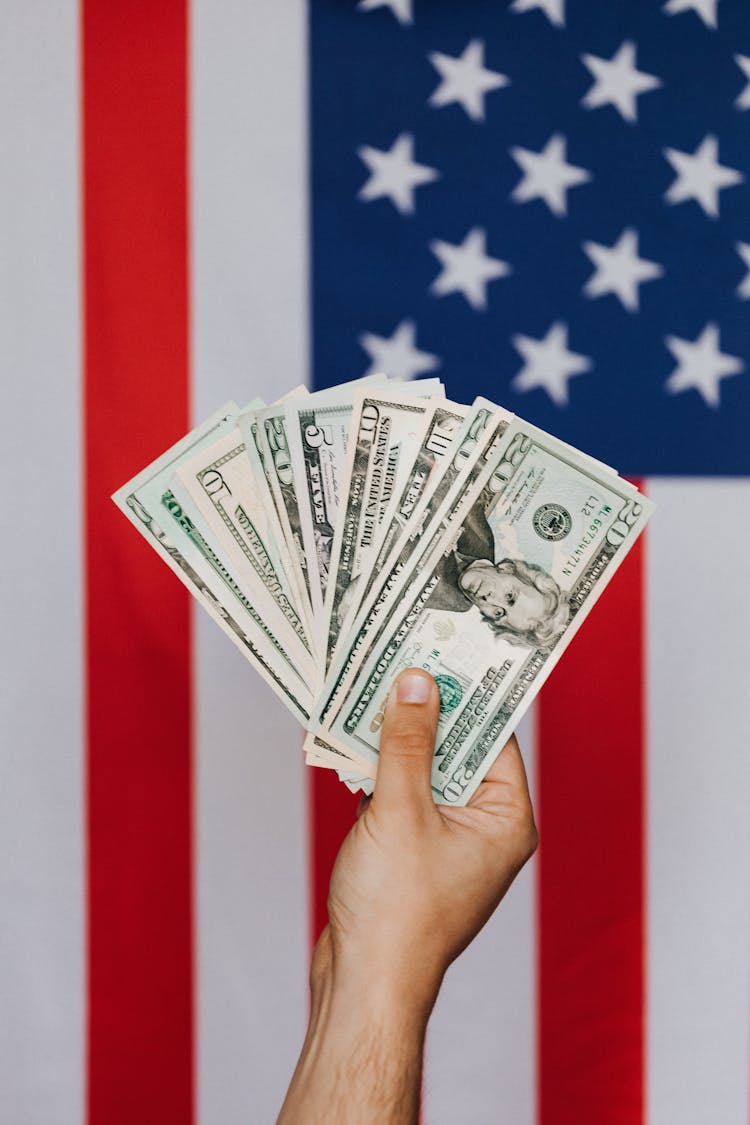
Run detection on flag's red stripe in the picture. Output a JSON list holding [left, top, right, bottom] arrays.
[[537, 503, 645, 1125], [83, 4, 193, 1123], [308, 770, 358, 946]]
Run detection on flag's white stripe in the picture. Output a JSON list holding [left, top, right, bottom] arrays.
[[424, 708, 537, 1125], [647, 479, 750, 1125], [0, 4, 83, 1123], [190, 0, 310, 408], [191, 2, 309, 1121]]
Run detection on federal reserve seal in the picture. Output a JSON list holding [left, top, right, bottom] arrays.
[[533, 503, 572, 541], [435, 674, 463, 714]]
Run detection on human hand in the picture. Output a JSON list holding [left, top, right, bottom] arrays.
[[279, 668, 537, 1124], [323, 666, 538, 1009]]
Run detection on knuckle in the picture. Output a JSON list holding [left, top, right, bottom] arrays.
[[523, 814, 539, 859], [391, 723, 431, 757]]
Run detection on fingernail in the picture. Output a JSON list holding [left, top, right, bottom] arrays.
[[396, 671, 433, 705]]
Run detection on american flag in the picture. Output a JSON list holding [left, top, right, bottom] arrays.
[[2, 1, 748, 1123]]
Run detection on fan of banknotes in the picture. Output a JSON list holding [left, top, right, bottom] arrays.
[[113, 375, 653, 805]]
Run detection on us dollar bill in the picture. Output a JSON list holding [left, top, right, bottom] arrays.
[[321, 387, 444, 674], [160, 487, 312, 688], [304, 407, 509, 776], [306, 403, 513, 773], [288, 397, 352, 625], [346, 399, 468, 624], [238, 396, 313, 635], [323, 420, 654, 803], [315, 400, 513, 734], [303, 731, 365, 770], [284, 377, 393, 629], [340, 775, 374, 797], [248, 400, 314, 620], [237, 390, 305, 533], [173, 425, 316, 675], [288, 377, 444, 632], [111, 407, 313, 724], [245, 379, 405, 628]]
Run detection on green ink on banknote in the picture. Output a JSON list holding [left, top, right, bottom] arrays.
[[436, 674, 463, 713]]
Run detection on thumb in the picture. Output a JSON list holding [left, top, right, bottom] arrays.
[[374, 668, 440, 814]]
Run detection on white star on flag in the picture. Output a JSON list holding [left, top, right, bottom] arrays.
[[510, 0, 565, 29], [511, 321, 592, 406], [662, 0, 718, 30], [510, 134, 591, 217], [663, 135, 742, 218], [735, 55, 750, 110], [735, 242, 750, 299], [358, 133, 439, 215], [359, 319, 440, 380], [357, 0, 412, 26], [428, 39, 509, 121], [665, 322, 742, 407], [429, 228, 511, 309], [581, 41, 662, 123], [582, 228, 664, 312]]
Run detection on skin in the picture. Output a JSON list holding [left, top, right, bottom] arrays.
[[460, 560, 548, 632], [278, 668, 538, 1125]]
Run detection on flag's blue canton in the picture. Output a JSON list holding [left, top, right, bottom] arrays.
[[311, 0, 750, 475]]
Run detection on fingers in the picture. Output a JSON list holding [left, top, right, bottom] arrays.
[[373, 668, 440, 816], [470, 735, 538, 851], [480, 734, 528, 791]]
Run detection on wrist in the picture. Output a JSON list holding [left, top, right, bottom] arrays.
[[278, 929, 436, 1124], [317, 926, 443, 1029]]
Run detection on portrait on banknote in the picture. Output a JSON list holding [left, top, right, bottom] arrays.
[[425, 494, 570, 649]]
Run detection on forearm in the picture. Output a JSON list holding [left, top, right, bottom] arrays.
[[278, 932, 438, 1125]]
